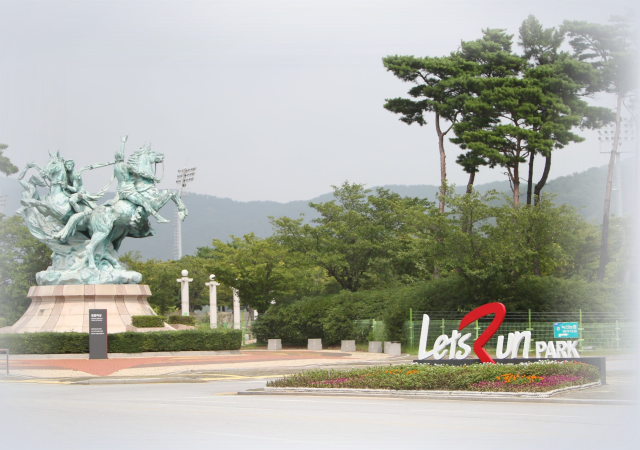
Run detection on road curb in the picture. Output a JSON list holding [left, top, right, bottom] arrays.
[[9, 350, 242, 360], [237, 389, 635, 405], [72, 377, 205, 385]]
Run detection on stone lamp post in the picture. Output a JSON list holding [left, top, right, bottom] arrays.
[[232, 286, 241, 330], [177, 269, 193, 316], [205, 274, 220, 329]]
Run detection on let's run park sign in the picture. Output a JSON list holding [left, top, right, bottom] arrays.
[[418, 303, 580, 364]]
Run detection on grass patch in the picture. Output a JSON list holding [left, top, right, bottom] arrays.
[[268, 361, 599, 392]]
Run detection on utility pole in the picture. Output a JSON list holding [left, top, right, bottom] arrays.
[[597, 106, 637, 282], [174, 167, 197, 260]]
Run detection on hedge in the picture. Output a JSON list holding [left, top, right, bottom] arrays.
[[167, 315, 196, 326], [131, 315, 166, 328], [0, 329, 242, 354], [253, 276, 622, 346]]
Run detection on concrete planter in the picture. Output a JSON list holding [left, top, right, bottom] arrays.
[[308, 339, 322, 350], [168, 324, 196, 330], [368, 341, 383, 353], [268, 339, 282, 351], [385, 342, 401, 356], [341, 340, 356, 352]]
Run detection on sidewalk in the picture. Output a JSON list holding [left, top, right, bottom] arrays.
[[2, 350, 402, 379]]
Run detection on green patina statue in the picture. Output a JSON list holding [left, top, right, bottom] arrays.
[[17, 136, 188, 285]]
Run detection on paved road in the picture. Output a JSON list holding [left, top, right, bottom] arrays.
[[1, 378, 638, 450]]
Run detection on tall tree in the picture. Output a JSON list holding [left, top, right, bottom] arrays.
[[197, 233, 317, 314], [0, 215, 50, 323], [451, 27, 607, 207], [564, 14, 638, 282], [0, 143, 18, 176], [273, 182, 428, 292], [519, 16, 611, 205], [383, 55, 473, 212]]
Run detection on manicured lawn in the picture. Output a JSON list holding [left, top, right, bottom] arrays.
[[268, 361, 600, 392]]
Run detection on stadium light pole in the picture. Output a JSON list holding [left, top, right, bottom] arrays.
[[598, 117, 637, 217], [175, 167, 197, 259]]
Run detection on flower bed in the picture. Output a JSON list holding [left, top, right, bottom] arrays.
[[268, 361, 600, 393]]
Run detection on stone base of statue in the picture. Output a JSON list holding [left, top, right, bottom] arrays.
[[34, 235, 143, 285], [36, 267, 142, 285], [5, 285, 157, 334]]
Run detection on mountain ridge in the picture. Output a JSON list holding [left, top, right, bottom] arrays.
[[0, 165, 617, 260]]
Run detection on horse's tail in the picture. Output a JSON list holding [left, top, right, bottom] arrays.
[[86, 175, 115, 201]]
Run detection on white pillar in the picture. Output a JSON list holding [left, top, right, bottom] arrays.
[[176, 269, 193, 316], [232, 287, 241, 330], [205, 275, 220, 329]]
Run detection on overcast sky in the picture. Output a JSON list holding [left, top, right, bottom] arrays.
[[0, 0, 635, 202]]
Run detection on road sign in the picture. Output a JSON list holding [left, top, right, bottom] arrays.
[[89, 309, 108, 359], [554, 322, 579, 339]]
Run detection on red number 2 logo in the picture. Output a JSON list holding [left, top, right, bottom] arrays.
[[458, 302, 506, 364]]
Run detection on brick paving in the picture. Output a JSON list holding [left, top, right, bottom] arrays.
[[6, 350, 397, 378]]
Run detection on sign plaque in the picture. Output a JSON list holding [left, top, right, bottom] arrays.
[[554, 322, 579, 339], [89, 309, 108, 359]]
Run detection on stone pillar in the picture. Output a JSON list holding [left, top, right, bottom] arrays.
[[205, 274, 220, 329], [232, 287, 241, 330], [176, 270, 193, 316]]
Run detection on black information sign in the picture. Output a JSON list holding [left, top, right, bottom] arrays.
[[89, 309, 108, 359]]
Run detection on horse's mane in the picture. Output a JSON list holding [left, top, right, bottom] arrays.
[[43, 156, 66, 182], [127, 148, 158, 182]]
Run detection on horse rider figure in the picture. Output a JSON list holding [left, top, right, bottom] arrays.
[[59, 158, 114, 213], [109, 135, 170, 223]]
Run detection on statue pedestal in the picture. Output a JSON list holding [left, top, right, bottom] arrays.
[[9, 285, 155, 334]]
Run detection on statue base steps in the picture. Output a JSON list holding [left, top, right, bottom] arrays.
[[8, 285, 156, 334]]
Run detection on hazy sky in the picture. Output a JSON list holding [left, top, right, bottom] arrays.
[[0, 0, 635, 202]]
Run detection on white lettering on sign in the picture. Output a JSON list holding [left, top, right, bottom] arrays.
[[419, 314, 580, 361]]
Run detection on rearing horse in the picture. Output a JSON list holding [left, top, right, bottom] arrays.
[[21, 152, 75, 225], [84, 146, 188, 269]]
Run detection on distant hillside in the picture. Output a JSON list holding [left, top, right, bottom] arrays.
[[0, 166, 616, 260]]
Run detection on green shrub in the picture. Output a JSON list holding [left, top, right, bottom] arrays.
[[131, 315, 166, 328], [0, 317, 7, 328], [167, 315, 196, 326], [0, 332, 89, 354], [0, 329, 242, 354], [253, 289, 392, 346]]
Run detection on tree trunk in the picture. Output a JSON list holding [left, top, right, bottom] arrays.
[[534, 154, 552, 205], [597, 92, 623, 283], [526, 152, 535, 205], [466, 170, 476, 194], [434, 113, 448, 278], [533, 259, 541, 276], [513, 162, 520, 208], [435, 112, 447, 213]]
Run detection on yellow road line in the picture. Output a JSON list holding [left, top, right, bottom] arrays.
[[0, 379, 71, 384]]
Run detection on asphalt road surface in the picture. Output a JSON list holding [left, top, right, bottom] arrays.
[[1, 378, 638, 450]]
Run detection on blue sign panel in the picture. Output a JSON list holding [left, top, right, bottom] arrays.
[[554, 322, 579, 339]]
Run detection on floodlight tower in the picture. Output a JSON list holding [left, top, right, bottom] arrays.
[[174, 167, 197, 259], [598, 117, 637, 217], [0, 194, 7, 214]]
